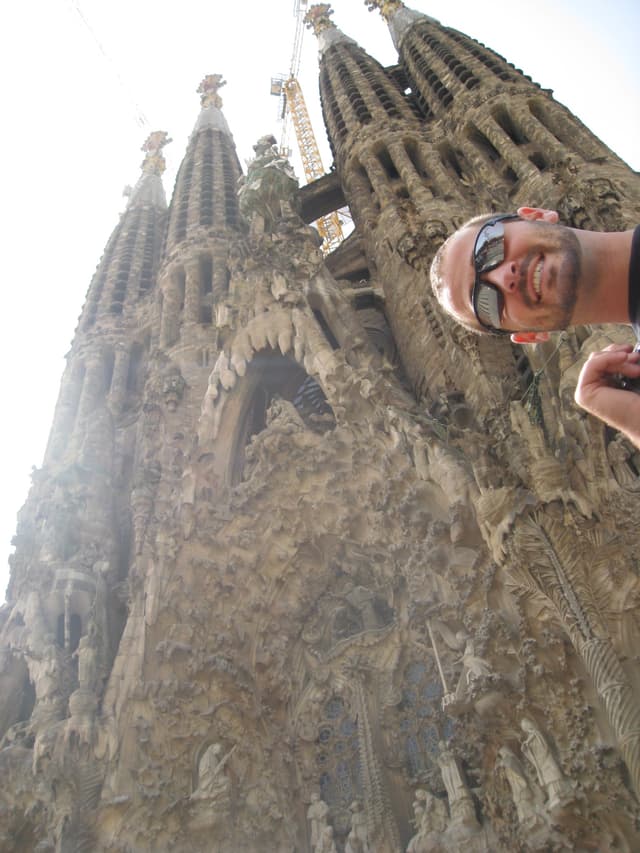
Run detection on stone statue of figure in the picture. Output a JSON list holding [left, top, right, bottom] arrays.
[[407, 788, 429, 853], [265, 396, 305, 432], [437, 742, 478, 827], [448, 638, 494, 705], [191, 742, 234, 801], [345, 585, 379, 632], [307, 792, 330, 849], [75, 624, 98, 693], [496, 746, 540, 828], [345, 800, 370, 853], [29, 641, 63, 709], [316, 824, 338, 853], [607, 435, 639, 487], [520, 719, 569, 810], [407, 790, 449, 853], [237, 134, 299, 233], [428, 796, 449, 835], [459, 639, 493, 686]]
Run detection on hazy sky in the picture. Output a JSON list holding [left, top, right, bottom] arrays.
[[1, 0, 638, 599]]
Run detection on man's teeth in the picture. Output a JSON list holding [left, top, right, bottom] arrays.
[[533, 260, 543, 297]]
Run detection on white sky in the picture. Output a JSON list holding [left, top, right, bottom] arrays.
[[1, 0, 639, 600]]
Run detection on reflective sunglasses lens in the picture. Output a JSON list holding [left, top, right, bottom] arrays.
[[476, 222, 506, 272], [475, 284, 502, 330]]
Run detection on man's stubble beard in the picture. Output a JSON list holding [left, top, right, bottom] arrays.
[[518, 223, 581, 332]]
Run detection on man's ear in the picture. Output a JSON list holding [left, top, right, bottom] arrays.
[[516, 207, 559, 224], [510, 331, 551, 345]]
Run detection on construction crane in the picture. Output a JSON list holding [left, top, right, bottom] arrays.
[[271, 0, 344, 254]]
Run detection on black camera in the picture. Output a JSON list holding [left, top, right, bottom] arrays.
[[615, 343, 640, 394]]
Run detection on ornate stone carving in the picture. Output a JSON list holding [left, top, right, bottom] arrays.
[[495, 745, 542, 829], [307, 792, 331, 849], [519, 719, 572, 811], [436, 741, 478, 829], [345, 800, 370, 853], [238, 135, 299, 235], [192, 742, 235, 802], [197, 74, 226, 108]]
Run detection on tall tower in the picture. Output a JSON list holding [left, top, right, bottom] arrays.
[[159, 75, 242, 358], [1, 7, 640, 853]]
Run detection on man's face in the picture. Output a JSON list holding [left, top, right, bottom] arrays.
[[436, 211, 582, 337]]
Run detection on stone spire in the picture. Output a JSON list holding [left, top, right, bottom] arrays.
[[123, 130, 171, 209], [304, 4, 357, 55], [78, 132, 169, 333], [165, 74, 242, 254], [365, 0, 438, 50], [191, 73, 234, 137], [159, 75, 243, 351], [43, 132, 170, 465]]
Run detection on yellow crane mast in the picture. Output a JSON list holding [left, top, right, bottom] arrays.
[[271, 0, 344, 254]]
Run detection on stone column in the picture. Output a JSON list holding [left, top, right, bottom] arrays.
[[108, 345, 130, 412], [184, 262, 201, 325], [477, 116, 538, 182], [76, 353, 107, 422], [44, 359, 86, 463], [160, 270, 182, 348]]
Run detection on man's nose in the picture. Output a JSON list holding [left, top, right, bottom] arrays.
[[484, 260, 518, 293]]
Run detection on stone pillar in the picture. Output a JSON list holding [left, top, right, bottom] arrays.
[[160, 270, 182, 348], [388, 140, 435, 213], [477, 116, 538, 182], [44, 358, 86, 464], [76, 353, 107, 422], [359, 150, 397, 209], [184, 262, 201, 325], [108, 345, 130, 412]]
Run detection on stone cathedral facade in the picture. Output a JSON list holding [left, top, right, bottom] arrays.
[[1, 1, 640, 850]]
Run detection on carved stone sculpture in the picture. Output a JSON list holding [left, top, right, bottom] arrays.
[[75, 625, 98, 694], [437, 742, 478, 828], [316, 824, 338, 853], [520, 719, 570, 810], [607, 435, 639, 488], [191, 742, 234, 801], [238, 134, 299, 233], [496, 746, 541, 828], [345, 800, 370, 853], [407, 789, 449, 853], [307, 792, 330, 850]]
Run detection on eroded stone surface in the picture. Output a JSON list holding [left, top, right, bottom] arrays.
[[2, 7, 640, 852]]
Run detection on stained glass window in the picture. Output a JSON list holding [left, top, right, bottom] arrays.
[[395, 659, 453, 782], [315, 696, 363, 835]]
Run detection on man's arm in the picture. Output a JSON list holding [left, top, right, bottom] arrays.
[[574, 344, 640, 448]]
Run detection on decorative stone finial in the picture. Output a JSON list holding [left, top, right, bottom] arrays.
[[304, 4, 335, 35], [141, 130, 171, 176], [365, 0, 404, 19], [197, 74, 226, 109]]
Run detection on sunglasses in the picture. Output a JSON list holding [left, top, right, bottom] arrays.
[[471, 213, 521, 334]]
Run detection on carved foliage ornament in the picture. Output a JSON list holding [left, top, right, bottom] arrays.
[[304, 5, 335, 34], [198, 74, 226, 108], [141, 130, 172, 176], [364, 0, 404, 20]]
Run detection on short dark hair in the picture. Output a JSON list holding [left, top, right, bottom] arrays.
[[429, 212, 511, 334]]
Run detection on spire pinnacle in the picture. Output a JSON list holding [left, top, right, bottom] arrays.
[[197, 74, 226, 109], [305, 4, 357, 54], [365, 0, 438, 49], [192, 74, 233, 138], [123, 131, 169, 209], [141, 130, 171, 176], [364, 0, 404, 19], [304, 4, 335, 36]]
